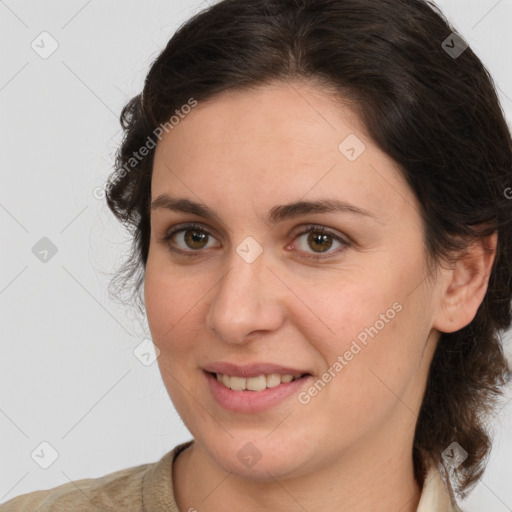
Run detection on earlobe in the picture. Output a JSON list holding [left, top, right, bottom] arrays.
[[433, 232, 497, 334]]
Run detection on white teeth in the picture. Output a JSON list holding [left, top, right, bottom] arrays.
[[246, 375, 267, 391], [266, 373, 282, 388], [214, 372, 301, 391], [229, 376, 246, 391]]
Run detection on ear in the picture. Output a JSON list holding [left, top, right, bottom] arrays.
[[433, 231, 498, 334]]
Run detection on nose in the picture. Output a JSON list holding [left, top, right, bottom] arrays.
[[206, 244, 285, 344]]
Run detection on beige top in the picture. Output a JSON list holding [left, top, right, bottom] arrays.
[[0, 440, 462, 511]]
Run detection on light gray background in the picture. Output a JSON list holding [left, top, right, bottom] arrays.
[[1, 0, 511, 509]]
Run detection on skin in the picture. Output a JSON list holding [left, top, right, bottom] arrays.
[[144, 80, 497, 512]]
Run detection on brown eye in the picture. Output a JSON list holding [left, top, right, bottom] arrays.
[[183, 229, 209, 250], [307, 231, 333, 253], [162, 223, 220, 254], [293, 225, 350, 259]]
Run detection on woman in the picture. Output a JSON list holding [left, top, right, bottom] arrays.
[[2, 0, 511, 510]]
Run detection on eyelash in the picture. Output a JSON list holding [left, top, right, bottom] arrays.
[[160, 222, 351, 260]]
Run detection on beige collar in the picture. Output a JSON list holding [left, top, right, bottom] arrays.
[[417, 463, 461, 511]]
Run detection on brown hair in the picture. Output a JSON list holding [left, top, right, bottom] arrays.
[[105, 0, 512, 500]]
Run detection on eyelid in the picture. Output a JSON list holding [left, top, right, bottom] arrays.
[[163, 221, 221, 240], [290, 223, 350, 243]]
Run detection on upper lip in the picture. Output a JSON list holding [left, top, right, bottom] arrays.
[[203, 362, 312, 379]]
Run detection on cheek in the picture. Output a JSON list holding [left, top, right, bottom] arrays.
[[303, 286, 423, 429], [303, 277, 395, 350], [144, 259, 200, 354], [305, 255, 430, 386], [144, 265, 169, 340]]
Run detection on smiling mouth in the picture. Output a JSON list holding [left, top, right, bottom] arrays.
[[206, 371, 311, 392]]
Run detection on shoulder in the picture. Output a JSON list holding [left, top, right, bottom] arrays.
[[0, 459, 154, 512], [0, 441, 194, 512]]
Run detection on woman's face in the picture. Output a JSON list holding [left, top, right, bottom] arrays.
[[145, 80, 445, 479]]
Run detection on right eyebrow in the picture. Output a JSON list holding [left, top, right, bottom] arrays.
[[149, 195, 224, 224]]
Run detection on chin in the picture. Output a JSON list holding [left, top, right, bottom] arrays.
[[203, 435, 315, 481]]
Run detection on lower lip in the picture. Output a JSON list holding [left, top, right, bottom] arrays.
[[204, 371, 312, 413]]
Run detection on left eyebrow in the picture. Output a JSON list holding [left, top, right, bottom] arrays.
[[149, 195, 382, 225], [267, 199, 382, 224]]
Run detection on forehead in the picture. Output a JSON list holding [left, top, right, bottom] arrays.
[[151, 81, 420, 225]]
